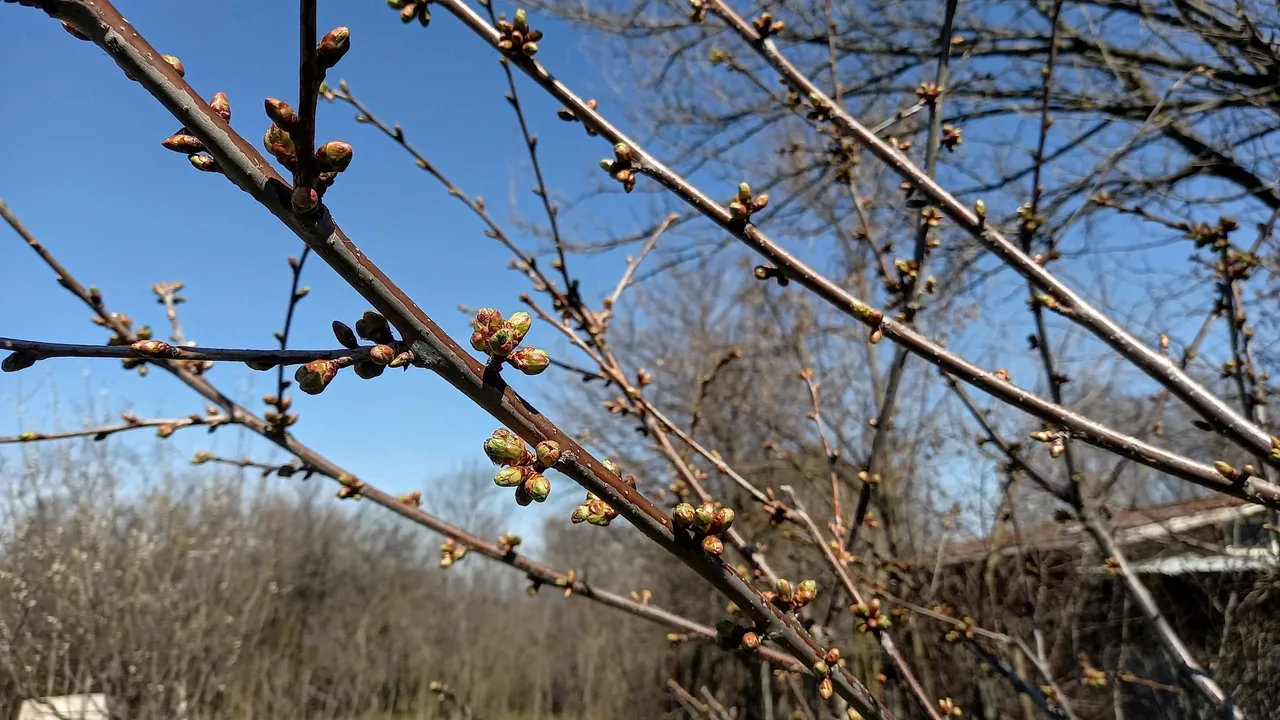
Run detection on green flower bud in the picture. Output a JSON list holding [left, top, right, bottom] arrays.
[[494, 466, 526, 488], [484, 428, 525, 465], [316, 140, 354, 172], [535, 440, 561, 467], [509, 347, 549, 375], [317, 27, 351, 70], [524, 472, 551, 502], [693, 503, 715, 533], [776, 578, 794, 604], [264, 97, 299, 128], [672, 503, 696, 528], [505, 311, 532, 339], [571, 504, 591, 523], [701, 535, 724, 555]]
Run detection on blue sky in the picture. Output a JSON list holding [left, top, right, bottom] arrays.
[[0, 1, 648, 543], [1, 1, 1265, 548]]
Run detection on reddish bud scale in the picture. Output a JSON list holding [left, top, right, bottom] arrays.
[[264, 98, 300, 129], [316, 141, 354, 172], [509, 347, 549, 375], [701, 535, 724, 555], [210, 92, 232, 122], [162, 133, 205, 154], [131, 340, 173, 358], [369, 344, 396, 365], [292, 186, 320, 214], [316, 27, 351, 70], [296, 359, 338, 395]]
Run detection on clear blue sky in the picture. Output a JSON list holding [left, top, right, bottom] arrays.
[[0, 1, 645, 542], [1, 1, 1261, 543]]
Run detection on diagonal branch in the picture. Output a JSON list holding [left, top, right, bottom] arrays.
[[11, 4, 888, 716]]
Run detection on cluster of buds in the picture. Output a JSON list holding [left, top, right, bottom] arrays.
[[1029, 427, 1066, 458], [751, 12, 785, 37], [937, 697, 963, 717], [399, 490, 423, 507], [497, 531, 523, 553], [688, 0, 708, 22], [160, 91, 231, 173], [763, 577, 818, 613], [290, 311, 407, 396], [262, 92, 355, 211], [1184, 216, 1238, 250], [1015, 202, 1045, 234], [388, 0, 432, 26], [915, 82, 943, 104], [550, 568, 577, 597], [557, 98, 599, 136], [258, 388, 299, 433], [630, 588, 652, 604], [1079, 654, 1107, 687], [817, 648, 843, 698], [941, 124, 963, 152], [439, 538, 467, 568], [336, 474, 365, 500], [469, 308, 549, 374], [827, 538, 856, 564], [944, 616, 975, 643], [729, 182, 769, 221], [600, 143, 638, 193], [487, 430, 556, 505], [852, 597, 890, 633], [571, 459, 634, 527], [806, 92, 832, 122], [496, 9, 542, 56], [671, 500, 736, 556]]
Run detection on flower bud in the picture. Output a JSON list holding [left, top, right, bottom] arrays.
[[1, 351, 37, 373], [571, 504, 591, 523], [264, 97, 300, 128], [494, 466, 526, 488], [296, 359, 338, 394], [163, 55, 186, 77], [131, 340, 173, 358], [292, 186, 319, 214], [210, 92, 232, 121], [523, 472, 551, 502], [812, 660, 829, 677], [614, 143, 633, 164], [514, 483, 534, 507], [586, 499, 613, 526], [332, 320, 359, 349], [156, 425, 175, 439], [316, 140, 354, 172], [741, 632, 759, 649], [355, 311, 394, 344], [509, 347, 549, 375], [535, 440, 561, 467], [1214, 461, 1237, 480], [795, 579, 818, 606], [61, 20, 90, 40], [818, 677, 833, 699], [505, 311, 532, 339], [709, 506, 735, 534], [672, 503, 696, 528], [484, 428, 525, 465], [693, 503, 715, 533], [776, 579, 794, 604], [189, 155, 220, 173], [825, 648, 841, 664], [264, 124, 295, 156], [353, 360, 384, 379], [317, 27, 351, 70], [487, 327, 519, 357], [162, 133, 205, 154], [389, 351, 413, 368], [369, 344, 396, 365], [701, 535, 724, 555], [513, 8, 529, 32]]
